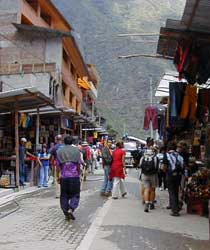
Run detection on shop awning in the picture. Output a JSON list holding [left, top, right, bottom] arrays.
[[155, 71, 210, 97], [0, 87, 56, 113], [77, 78, 91, 90], [157, 0, 210, 57]]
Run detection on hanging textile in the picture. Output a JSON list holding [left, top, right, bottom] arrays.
[[143, 106, 158, 130], [180, 85, 198, 121]]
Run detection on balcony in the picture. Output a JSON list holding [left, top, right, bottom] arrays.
[[62, 59, 83, 101], [81, 102, 96, 121], [0, 63, 58, 102]]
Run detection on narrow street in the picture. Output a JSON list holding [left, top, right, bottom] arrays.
[[0, 170, 209, 250]]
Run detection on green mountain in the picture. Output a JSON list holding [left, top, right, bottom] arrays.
[[53, 0, 185, 138]]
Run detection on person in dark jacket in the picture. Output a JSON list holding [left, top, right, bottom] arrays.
[[162, 142, 184, 216], [56, 136, 81, 221]]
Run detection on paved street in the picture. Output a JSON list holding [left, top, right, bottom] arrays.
[[0, 175, 105, 250], [0, 170, 209, 250]]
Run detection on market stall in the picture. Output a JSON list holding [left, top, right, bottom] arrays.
[[0, 87, 57, 189]]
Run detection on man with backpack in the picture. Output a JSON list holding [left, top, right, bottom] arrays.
[[161, 142, 184, 216], [139, 147, 159, 212], [101, 140, 113, 196]]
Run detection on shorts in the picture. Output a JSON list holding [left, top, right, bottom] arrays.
[[141, 174, 158, 188]]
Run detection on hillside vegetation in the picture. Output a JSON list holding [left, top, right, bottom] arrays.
[[53, 0, 185, 138]]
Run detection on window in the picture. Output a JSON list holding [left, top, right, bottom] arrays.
[[69, 91, 73, 105], [25, 0, 38, 12], [21, 15, 33, 25], [40, 10, 51, 26], [63, 48, 69, 64], [70, 63, 75, 77], [62, 81, 66, 96]]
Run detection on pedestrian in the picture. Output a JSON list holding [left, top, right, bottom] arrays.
[[139, 146, 159, 212], [56, 136, 82, 221], [101, 140, 113, 197], [19, 137, 37, 186], [81, 141, 92, 174], [157, 146, 167, 191], [38, 144, 50, 188], [140, 137, 155, 205], [109, 141, 127, 199], [92, 145, 98, 170], [131, 141, 143, 169], [50, 134, 64, 198], [162, 142, 184, 216]]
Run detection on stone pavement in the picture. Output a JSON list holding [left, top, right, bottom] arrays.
[[78, 175, 210, 250], [0, 174, 105, 250]]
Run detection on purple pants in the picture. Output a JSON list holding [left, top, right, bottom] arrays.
[[60, 177, 80, 216], [144, 106, 158, 130]]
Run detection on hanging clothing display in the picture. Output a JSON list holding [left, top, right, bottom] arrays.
[[143, 106, 158, 130], [169, 82, 186, 118], [174, 39, 210, 85], [180, 85, 198, 120], [197, 89, 210, 123]]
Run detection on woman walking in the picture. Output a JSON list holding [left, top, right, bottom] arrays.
[[110, 141, 127, 199], [38, 145, 50, 188]]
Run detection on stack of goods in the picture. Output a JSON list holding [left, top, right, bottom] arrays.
[[185, 168, 210, 216], [0, 175, 10, 187], [186, 168, 210, 200]]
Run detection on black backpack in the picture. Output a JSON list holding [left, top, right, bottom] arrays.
[[141, 156, 157, 175]]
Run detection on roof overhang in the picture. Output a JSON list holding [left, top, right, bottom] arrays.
[[157, 0, 210, 57], [0, 87, 55, 113], [13, 23, 73, 38]]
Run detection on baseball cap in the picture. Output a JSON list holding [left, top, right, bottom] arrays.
[[55, 134, 62, 140], [21, 137, 27, 143]]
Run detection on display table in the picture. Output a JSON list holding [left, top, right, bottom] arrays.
[[0, 156, 39, 188]]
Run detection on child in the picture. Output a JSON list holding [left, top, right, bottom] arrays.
[[38, 145, 50, 187]]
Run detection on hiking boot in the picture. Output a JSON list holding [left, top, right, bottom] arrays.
[[150, 203, 155, 210], [144, 203, 149, 213]]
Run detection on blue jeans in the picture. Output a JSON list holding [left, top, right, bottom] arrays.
[[101, 166, 113, 193], [39, 165, 49, 187], [19, 161, 25, 184]]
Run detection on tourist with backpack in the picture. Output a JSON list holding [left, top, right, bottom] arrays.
[[139, 147, 159, 212], [161, 142, 184, 216], [101, 140, 113, 196]]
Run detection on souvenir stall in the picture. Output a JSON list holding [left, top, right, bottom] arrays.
[[0, 87, 57, 189]]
